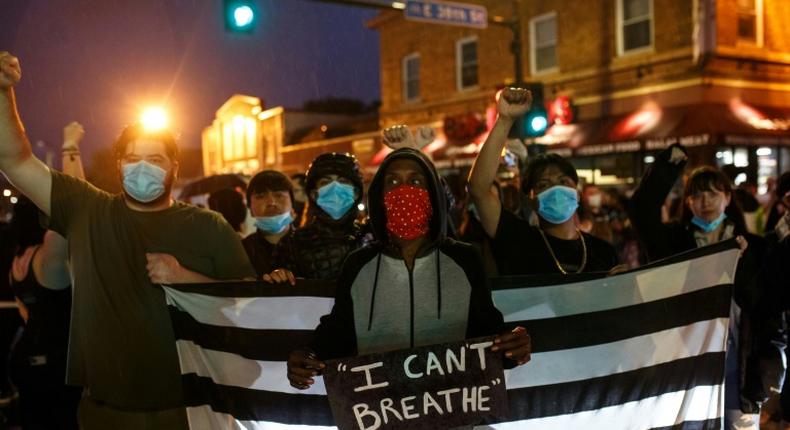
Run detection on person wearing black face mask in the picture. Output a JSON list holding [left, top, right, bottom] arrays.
[[468, 87, 619, 276]]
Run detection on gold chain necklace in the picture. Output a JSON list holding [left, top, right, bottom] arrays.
[[538, 228, 587, 275]]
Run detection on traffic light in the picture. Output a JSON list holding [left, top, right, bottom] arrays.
[[506, 82, 548, 139], [224, 0, 257, 33]]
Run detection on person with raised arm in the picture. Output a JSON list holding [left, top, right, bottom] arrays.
[[0, 52, 254, 429], [468, 87, 618, 276]]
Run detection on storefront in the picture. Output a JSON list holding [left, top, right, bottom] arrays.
[[536, 100, 790, 191]]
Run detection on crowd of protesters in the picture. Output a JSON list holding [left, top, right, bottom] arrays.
[[1, 52, 790, 430]]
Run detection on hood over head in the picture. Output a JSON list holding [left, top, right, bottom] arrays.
[[367, 148, 447, 247]]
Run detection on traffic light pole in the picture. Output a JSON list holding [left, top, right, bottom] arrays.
[[489, 0, 523, 86]]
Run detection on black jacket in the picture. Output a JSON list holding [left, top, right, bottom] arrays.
[[309, 148, 505, 361], [242, 229, 297, 277], [630, 145, 786, 412], [291, 218, 367, 281]]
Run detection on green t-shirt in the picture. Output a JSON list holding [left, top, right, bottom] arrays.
[[46, 170, 255, 411]]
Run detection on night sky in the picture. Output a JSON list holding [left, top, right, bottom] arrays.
[[0, 0, 380, 164]]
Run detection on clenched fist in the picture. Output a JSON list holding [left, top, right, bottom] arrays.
[[414, 126, 435, 149], [63, 122, 85, 150], [0, 52, 21, 89], [382, 124, 416, 150], [145, 252, 185, 284], [497, 87, 532, 119]]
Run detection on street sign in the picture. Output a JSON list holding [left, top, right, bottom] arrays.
[[404, 0, 488, 29]]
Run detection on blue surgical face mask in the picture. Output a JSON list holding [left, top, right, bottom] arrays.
[[316, 181, 356, 220], [255, 211, 293, 235], [122, 161, 167, 203], [691, 212, 727, 233], [536, 185, 579, 224]]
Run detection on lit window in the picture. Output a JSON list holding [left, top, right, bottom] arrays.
[[618, 0, 653, 55], [530, 12, 558, 75], [456, 37, 478, 91], [402, 53, 420, 102], [737, 0, 763, 45]]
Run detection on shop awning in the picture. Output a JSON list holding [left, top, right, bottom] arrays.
[[538, 101, 790, 157]]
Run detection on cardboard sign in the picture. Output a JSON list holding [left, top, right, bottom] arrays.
[[323, 337, 508, 430]]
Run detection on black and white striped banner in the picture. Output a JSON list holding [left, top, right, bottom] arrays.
[[164, 241, 740, 429]]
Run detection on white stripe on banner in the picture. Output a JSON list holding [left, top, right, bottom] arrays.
[[493, 248, 739, 321], [504, 317, 728, 389], [175, 317, 727, 395], [164, 288, 334, 330], [485, 385, 723, 430], [186, 405, 338, 430], [176, 340, 328, 395], [185, 385, 722, 430]]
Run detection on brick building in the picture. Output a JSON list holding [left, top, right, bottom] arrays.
[[369, 0, 790, 190]]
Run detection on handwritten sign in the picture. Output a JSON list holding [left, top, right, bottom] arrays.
[[405, 0, 488, 29], [323, 337, 507, 430]]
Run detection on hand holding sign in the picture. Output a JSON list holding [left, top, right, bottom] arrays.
[[323, 337, 508, 430], [492, 326, 532, 366], [288, 348, 325, 389]]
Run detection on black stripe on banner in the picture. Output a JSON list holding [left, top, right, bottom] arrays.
[[182, 373, 336, 426], [169, 307, 313, 361], [498, 351, 725, 421], [490, 238, 739, 291], [180, 353, 724, 426], [508, 284, 732, 353], [650, 418, 723, 430], [164, 279, 336, 298]]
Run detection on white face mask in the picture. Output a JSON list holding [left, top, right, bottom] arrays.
[[122, 161, 167, 203]]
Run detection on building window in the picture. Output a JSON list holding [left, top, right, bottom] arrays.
[[618, 0, 653, 55], [402, 53, 420, 102], [530, 12, 558, 75], [737, 0, 763, 45], [456, 36, 478, 91]]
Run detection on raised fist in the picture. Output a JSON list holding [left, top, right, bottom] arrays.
[[414, 126, 435, 150], [0, 52, 21, 89], [383, 124, 417, 150], [63, 122, 85, 150], [497, 87, 532, 119], [668, 145, 688, 165]]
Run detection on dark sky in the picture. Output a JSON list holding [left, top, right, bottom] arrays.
[[0, 0, 380, 162]]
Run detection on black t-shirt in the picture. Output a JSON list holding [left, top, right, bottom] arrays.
[[492, 207, 619, 276]]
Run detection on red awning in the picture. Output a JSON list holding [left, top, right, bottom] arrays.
[[538, 101, 790, 156]]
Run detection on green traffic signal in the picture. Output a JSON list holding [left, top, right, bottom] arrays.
[[224, 0, 257, 33], [525, 109, 549, 137]]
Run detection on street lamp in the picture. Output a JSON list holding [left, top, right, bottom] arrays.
[[140, 106, 168, 131]]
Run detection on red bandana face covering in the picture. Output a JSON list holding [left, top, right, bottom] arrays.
[[384, 184, 433, 240]]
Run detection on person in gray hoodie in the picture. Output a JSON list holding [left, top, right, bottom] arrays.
[[287, 127, 531, 390]]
